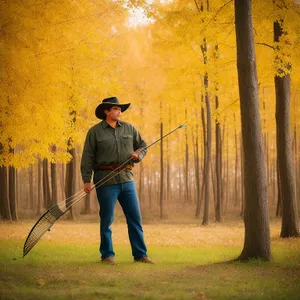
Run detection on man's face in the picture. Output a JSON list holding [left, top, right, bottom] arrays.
[[105, 106, 121, 121]]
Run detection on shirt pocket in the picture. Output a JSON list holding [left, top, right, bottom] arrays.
[[96, 138, 115, 153], [122, 135, 133, 153]]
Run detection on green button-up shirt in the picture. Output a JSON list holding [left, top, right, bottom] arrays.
[[80, 120, 147, 185]]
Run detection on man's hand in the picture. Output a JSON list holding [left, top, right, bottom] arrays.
[[84, 183, 92, 193], [132, 148, 143, 161]]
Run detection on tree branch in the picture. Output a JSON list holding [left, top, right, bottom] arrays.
[[52, 8, 114, 25], [193, 0, 201, 12], [256, 42, 275, 50]]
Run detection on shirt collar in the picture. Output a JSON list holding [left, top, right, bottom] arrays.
[[102, 120, 122, 128]]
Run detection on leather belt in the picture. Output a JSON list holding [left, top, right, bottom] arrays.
[[94, 165, 132, 172]]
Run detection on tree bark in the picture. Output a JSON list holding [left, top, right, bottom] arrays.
[[9, 165, 17, 221], [29, 164, 34, 209], [43, 158, 52, 209], [240, 134, 245, 218], [234, 0, 271, 261], [185, 106, 190, 204], [272, 158, 276, 206], [51, 145, 58, 206], [160, 122, 164, 219], [274, 20, 299, 238], [60, 163, 65, 202], [0, 164, 11, 221], [83, 193, 91, 215], [194, 124, 202, 218], [234, 114, 239, 207], [200, 37, 212, 226], [276, 159, 282, 217], [215, 95, 222, 222], [297, 125, 300, 216], [65, 146, 76, 219], [51, 162, 58, 206], [166, 137, 170, 207], [37, 158, 42, 216], [138, 161, 144, 206], [196, 97, 206, 218], [148, 167, 153, 209], [224, 125, 229, 214], [202, 79, 211, 225]]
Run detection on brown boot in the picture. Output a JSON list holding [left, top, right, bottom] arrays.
[[135, 257, 154, 264], [101, 257, 115, 265]]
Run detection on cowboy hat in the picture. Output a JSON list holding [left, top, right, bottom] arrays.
[[95, 97, 131, 119]]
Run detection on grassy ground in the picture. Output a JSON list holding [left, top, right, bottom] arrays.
[[0, 217, 299, 299]]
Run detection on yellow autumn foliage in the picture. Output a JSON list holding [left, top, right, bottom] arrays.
[[1, 0, 300, 168]]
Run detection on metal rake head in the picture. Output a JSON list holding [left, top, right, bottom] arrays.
[[23, 207, 64, 257]]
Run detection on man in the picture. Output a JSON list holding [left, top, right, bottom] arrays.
[[81, 97, 153, 265]]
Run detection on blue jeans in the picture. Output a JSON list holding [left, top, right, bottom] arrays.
[[95, 180, 148, 260]]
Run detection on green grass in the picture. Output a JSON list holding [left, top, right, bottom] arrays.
[[0, 219, 299, 299]]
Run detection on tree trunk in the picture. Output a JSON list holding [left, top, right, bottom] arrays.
[[65, 147, 76, 219], [240, 134, 245, 218], [196, 96, 206, 218], [166, 137, 170, 207], [0, 165, 11, 221], [37, 158, 42, 216], [148, 167, 153, 209], [234, 114, 239, 207], [160, 122, 164, 219], [199, 100, 207, 218], [194, 124, 202, 218], [29, 164, 34, 209], [83, 193, 91, 215], [138, 161, 144, 206], [274, 20, 299, 238], [202, 72, 212, 225], [293, 124, 298, 211], [51, 162, 58, 206], [211, 159, 216, 205], [272, 158, 276, 206], [234, 0, 271, 261], [15, 169, 19, 212], [43, 158, 51, 209], [185, 111, 190, 204], [9, 165, 18, 221], [224, 125, 229, 214], [215, 95, 222, 222], [276, 159, 282, 217], [50, 145, 58, 206], [297, 125, 300, 216], [60, 163, 65, 202]]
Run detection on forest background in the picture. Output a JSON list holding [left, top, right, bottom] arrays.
[[1, 0, 300, 225]]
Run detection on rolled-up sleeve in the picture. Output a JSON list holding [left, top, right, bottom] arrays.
[[81, 128, 96, 183]]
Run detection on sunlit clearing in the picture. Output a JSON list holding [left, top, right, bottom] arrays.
[[160, 0, 174, 3], [127, 7, 154, 28]]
